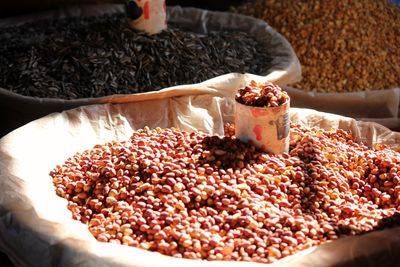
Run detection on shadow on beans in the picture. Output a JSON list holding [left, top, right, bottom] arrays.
[[198, 133, 400, 239]]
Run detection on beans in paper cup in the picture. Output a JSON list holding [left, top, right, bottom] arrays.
[[235, 80, 290, 154]]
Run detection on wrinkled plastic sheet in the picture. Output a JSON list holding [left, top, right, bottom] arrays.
[[284, 81, 400, 132], [0, 4, 301, 137], [1, 78, 400, 267]]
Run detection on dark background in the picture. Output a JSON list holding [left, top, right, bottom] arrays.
[[0, 0, 246, 18]]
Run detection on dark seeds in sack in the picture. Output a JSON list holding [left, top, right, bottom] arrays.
[[0, 13, 271, 99]]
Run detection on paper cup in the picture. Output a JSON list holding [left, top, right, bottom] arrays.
[[128, 0, 167, 35], [235, 100, 290, 154]]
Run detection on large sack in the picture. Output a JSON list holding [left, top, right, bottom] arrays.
[[0, 78, 400, 267], [282, 0, 400, 130], [229, 0, 400, 131], [0, 4, 300, 137]]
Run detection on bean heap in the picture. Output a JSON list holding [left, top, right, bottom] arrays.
[[50, 125, 400, 263], [0, 13, 270, 99], [233, 0, 400, 92], [235, 80, 289, 107]]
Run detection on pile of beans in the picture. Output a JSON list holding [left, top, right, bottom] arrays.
[[50, 125, 400, 263], [235, 80, 289, 107], [0, 13, 270, 99], [233, 0, 400, 92]]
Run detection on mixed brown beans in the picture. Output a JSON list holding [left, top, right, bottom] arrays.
[[235, 80, 289, 107], [50, 125, 400, 263], [234, 0, 400, 92]]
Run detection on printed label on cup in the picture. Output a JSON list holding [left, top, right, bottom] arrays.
[[235, 101, 290, 154], [127, 0, 167, 35]]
